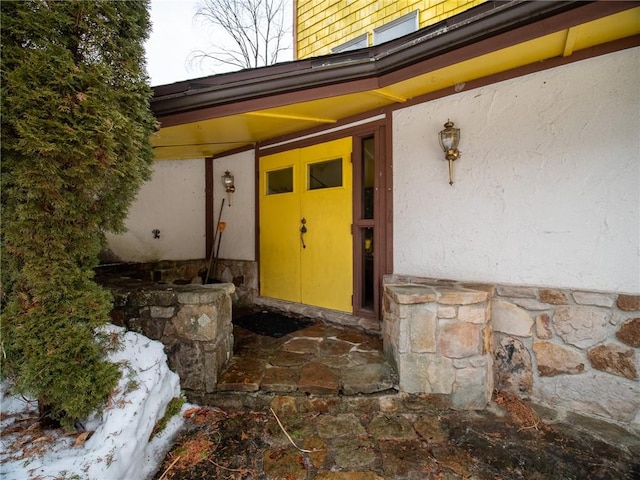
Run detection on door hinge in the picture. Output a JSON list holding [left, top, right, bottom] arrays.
[[351, 295, 353, 306]]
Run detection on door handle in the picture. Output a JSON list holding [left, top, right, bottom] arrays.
[[300, 218, 307, 249]]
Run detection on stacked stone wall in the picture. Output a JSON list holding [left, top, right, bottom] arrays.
[[384, 275, 640, 429], [383, 282, 493, 410], [212, 259, 259, 306], [104, 277, 235, 400], [492, 286, 639, 427]]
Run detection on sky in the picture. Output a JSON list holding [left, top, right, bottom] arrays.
[[145, 0, 294, 86], [145, 0, 211, 85]]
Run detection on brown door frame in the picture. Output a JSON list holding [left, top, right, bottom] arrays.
[[205, 157, 214, 258], [351, 121, 392, 320]]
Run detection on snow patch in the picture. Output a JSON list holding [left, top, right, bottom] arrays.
[[1, 325, 189, 480]]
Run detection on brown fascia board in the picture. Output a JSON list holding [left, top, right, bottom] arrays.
[[151, 1, 634, 120]]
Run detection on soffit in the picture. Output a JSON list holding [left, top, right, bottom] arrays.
[[151, 6, 640, 161]]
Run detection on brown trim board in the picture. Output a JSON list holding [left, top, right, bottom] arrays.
[[209, 143, 255, 161], [205, 157, 214, 261]]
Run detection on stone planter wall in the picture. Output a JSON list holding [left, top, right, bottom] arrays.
[[384, 275, 640, 428], [383, 281, 493, 410], [97, 258, 258, 305], [105, 277, 235, 400]]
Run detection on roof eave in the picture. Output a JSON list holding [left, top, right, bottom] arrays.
[[150, 0, 634, 119]]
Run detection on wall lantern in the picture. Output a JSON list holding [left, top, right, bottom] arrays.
[[438, 120, 461, 186], [222, 170, 235, 206]]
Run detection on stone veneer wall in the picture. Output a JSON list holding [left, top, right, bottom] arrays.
[[212, 259, 259, 306], [383, 282, 493, 410], [492, 286, 639, 427], [105, 277, 235, 400], [384, 275, 640, 429]]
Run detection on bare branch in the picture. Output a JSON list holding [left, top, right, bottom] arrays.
[[188, 49, 249, 72], [192, 0, 290, 72]]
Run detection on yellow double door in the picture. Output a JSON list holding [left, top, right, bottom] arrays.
[[259, 137, 353, 312]]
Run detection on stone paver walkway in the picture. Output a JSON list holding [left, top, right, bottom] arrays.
[[217, 320, 396, 396], [197, 316, 640, 480]]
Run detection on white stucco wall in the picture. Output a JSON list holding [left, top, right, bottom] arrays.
[[393, 47, 640, 293], [212, 150, 256, 261], [105, 158, 206, 262]]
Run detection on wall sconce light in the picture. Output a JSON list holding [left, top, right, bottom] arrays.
[[221, 170, 235, 206], [438, 120, 461, 186]]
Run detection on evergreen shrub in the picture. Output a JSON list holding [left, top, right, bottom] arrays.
[[1, 0, 156, 429]]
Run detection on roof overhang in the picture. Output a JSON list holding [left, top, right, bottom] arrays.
[[150, 1, 640, 160]]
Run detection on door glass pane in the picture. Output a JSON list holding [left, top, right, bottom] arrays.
[[308, 158, 342, 190], [362, 137, 375, 219], [362, 227, 374, 310], [267, 167, 293, 195]]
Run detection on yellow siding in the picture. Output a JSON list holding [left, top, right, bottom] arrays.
[[296, 0, 486, 59]]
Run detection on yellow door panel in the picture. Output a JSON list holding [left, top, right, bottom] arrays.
[[259, 137, 353, 312], [259, 150, 301, 303], [300, 138, 353, 311]]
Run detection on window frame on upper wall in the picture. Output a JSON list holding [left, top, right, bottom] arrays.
[[373, 10, 419, 45], [332, 33, 369, 54]]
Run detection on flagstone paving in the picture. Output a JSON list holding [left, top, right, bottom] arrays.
[[217, 320, 396, 396], [156, 318, 640, 479], [157, 391, 639, 479]]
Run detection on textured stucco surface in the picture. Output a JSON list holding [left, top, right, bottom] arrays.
[[106, 158, 206, 262], [106, 149, 256, 264], [392, 47, 640, 293], [212, 149, 256, 261]]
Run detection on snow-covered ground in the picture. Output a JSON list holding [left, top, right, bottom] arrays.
[[1, 325, 190, 480]]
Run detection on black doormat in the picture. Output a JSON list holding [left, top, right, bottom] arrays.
[[233, 311, 314, 338]]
